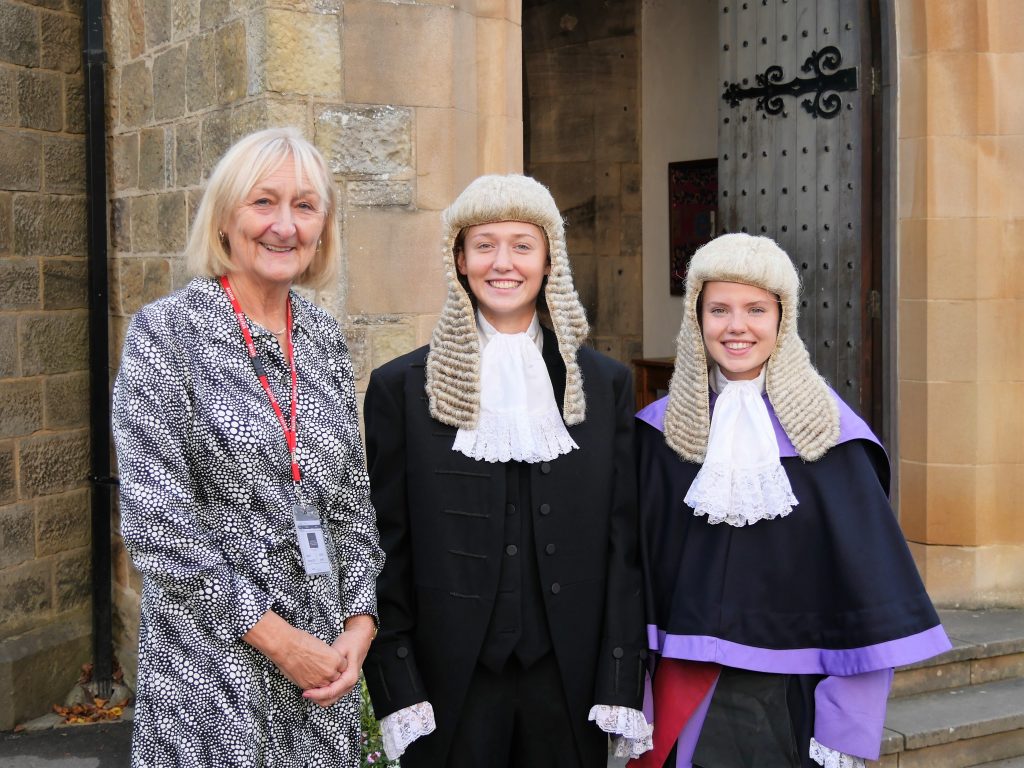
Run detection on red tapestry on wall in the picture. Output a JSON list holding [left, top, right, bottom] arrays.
[[669, 159, 718, 295]]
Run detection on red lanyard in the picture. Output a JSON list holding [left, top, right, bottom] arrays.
[[219, 275, 301, 487]]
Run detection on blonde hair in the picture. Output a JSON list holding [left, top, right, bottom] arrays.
[[186, 127, 340, 290]]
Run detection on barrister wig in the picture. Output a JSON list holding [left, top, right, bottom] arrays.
[[426, 174, 590, 429], [663, 233, 840, 463]]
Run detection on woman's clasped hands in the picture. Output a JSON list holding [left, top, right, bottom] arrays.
[[244, 610, 375, 708]]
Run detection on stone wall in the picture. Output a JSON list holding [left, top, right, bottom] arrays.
[[337, 1, 524, 393], [105, 0, 525, 685], [0, 0, 93, 730], [896, 0, 1024, 606], [523, 0, 643, 365]]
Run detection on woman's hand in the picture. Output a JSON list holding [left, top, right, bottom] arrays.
[[302, 614, 377, 708], [243, 610, 347, 690]]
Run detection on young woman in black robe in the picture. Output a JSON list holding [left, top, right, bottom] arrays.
[[363, 175, 652, 767], [631, 234, 950, 768]]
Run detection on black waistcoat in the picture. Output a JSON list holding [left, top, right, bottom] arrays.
[[478, 461, 552, 672]]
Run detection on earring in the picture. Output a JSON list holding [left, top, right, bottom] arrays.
[[317, 238, 322, 250]]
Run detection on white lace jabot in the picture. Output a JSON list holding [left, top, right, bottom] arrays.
[[452, 311, 578, 463], [683, 365, 798, 526]]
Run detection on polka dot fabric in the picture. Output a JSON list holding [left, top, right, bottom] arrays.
[[112, 277, 384, 767]]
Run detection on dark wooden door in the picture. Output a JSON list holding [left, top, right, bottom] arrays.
[[717, 0, 880, 425]]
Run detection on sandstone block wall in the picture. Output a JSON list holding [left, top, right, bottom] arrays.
[[0, 0, 93, 729], [896, 0, 1024, 606], [105, 0, 526, 684], [0, 0, 92, 640]]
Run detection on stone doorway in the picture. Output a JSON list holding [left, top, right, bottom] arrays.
[[522, 0, 643, 366]]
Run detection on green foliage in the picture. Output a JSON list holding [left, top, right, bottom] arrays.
[[359, 675, 400, 767]]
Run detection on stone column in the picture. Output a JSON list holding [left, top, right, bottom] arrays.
[[331, 0, 524, 388], [0, 0, 93, 731], [896, 0, 1024, 606], [105, 0, 525, 682]]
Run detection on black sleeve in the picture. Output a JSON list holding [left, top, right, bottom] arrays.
[[592, 363, 647, 709], [362, 365, 428, 718]]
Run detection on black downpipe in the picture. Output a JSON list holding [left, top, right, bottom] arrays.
[[83, 0, 113, 697]]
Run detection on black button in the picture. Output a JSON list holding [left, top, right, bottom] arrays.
[[540, 462, 551, 474], [505, 544, 518, 556], [396, 647, 409, 659], [506, 504, 516, 515], [545, 543, 556, 555], [281, 373, 290, 387], [539, 503, 551, 516], [612, 647, 624, 659], [550, 583, 561, 594]]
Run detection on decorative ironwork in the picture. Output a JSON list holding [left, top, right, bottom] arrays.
[[722, 46, 858, 119]]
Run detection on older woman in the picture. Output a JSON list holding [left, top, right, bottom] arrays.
[[112, 127, 383, 767], [632, 234, 951, 768], [362, 174, 651, 767]]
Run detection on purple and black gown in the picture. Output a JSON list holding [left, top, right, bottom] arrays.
[[635, 391, 951, 768]]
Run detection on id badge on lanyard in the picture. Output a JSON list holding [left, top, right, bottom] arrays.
[[220, 276, 333, 577], [293, 503, 332, 576]]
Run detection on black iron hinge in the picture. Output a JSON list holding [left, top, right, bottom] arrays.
[[722, 46, 858, 119]]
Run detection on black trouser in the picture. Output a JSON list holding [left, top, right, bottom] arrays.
[[691, 669, 821, 768], [446, 653, 605, 768]]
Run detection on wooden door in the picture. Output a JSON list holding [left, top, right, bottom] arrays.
[[717, 0, 880, 425]]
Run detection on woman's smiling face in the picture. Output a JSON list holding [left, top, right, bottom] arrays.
[[222, 156, 325, 294], [456, 221, 550, 333], [700, 280, 780, 381]]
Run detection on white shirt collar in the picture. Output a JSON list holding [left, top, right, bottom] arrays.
[[709, 363, 766, 395], [476, 311, 543, 352]]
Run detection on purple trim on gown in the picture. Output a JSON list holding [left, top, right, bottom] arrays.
[[675, 675, 719, 768], [646, 624, 950, 677], [636, 389, 882, 457], [814, 669, 894, 760], [667, 665, 897, 763], [638, 389, 951, 761], [638, 391, 951, 674]]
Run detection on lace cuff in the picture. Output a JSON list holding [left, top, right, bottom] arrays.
[[379, 701, 436, 761], [684, 459, 797, 527], [809, 737, 866, 768], [588, 705, 653, 758]]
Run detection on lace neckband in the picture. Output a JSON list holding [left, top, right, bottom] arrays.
[[451, 312, 578, 463], [683, 364, 798, 526]]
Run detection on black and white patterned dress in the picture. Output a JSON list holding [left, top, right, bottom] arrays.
[[112, 277, 384, 767]]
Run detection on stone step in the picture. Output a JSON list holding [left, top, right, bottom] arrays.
[[966, 757, 1024, 767], [893, 609, 1024, 698], [870, 676, 1024, 768]]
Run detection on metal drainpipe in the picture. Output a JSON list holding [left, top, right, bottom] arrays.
[[83, 0, 113, 697]]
